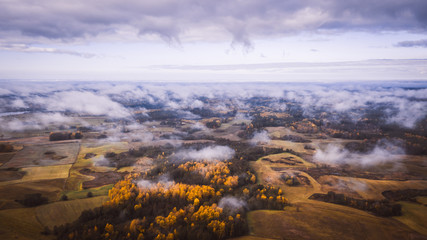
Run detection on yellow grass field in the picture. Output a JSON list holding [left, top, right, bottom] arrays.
[[0, 207, 53, 240], [0, 164, 71, 186], [62, 184, 113, 200], [21, 164, 72, 181], [318, 175, 427, 200], [394, 201, 427, 235], [36, 196, 108, 228], [247, 201, 424, 240], [250, 153, 315, 186], [0, 179, 65, 210], [65, 142, 128, 191], [416, 196, 427, 205]]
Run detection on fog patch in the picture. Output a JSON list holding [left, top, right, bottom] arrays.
[[0, 112, 83, 132], [190, 122, 209, 132], [136, 179, 156, 189], [92, 155, 112, 167], [250, 130, 271, 145], [33, 91, 130, 118], [335, 178, 368, 192], [173, 145, 235, 162], [234, 112, 252, 121], [136, 175, 174, 190], [99, 122, 154, 143], [314, 141, 404, 168], [218, 196, 247, 213]]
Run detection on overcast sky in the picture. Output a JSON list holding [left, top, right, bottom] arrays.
[[1, 0, 427, 82]]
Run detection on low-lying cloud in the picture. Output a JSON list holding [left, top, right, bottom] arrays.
[[250, 131, 271, 145], [314, 142, 404, 168], [1, 81, 426, 130], [218, 196, 247, 213], [0, 112, 84, 132], [33, 91, 130, 118], [173, 145, 235, 162]]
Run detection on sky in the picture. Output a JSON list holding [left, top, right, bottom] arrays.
[[1, 0, 427, 82]]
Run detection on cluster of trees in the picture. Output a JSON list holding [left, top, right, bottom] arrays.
[[205, 119, 222, 129], [99, 145, 176, 169], [274, 135, 311, 143], [382, 189, 427, 201], [0, 143, 14, 152], [49, 131, 83, 141], [290, 120, 319, 134], [214, 138, 285, 162], [250, 113, 300, 129], [53, 154, 288, 239], [309, 191, 402, 217], [16, 193, 48, 207], [281, 174, 301, 186]]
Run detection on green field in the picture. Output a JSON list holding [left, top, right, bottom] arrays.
[[62, 184, 113, 200]]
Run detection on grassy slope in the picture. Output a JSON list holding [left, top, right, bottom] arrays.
[[247, 201, 424, 240], [394, 201, 427, 236], [250, 141, 427, 239], [0, 179, 65, 210], [318, 175, 427, 200], [0, 207, 53, 240], [36, 196, 108, 228]]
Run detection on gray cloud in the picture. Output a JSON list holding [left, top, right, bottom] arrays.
[[396, 39, 427, 47], [0, 43, 96, 58], [1, 0, 426, 47], [148, 59, 427, 71]]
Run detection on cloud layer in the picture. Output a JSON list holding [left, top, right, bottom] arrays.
[[1, 0, 426, 47], [1, 81, 426, 132]]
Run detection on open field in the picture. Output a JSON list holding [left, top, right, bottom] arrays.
[[0, 179, 65, 210], [417, 197, 427, 205], [0, 164, 72, 187], [318, 175, 427, 200], [62, 184, 113, 200], [21, 164, 71, 182], [260, 152, 315, 168], [36, 196, 108, 228], [0, 152, 15, 166], [0, 207, 53, 240], [250, 147, 427, 238], [394, 201, 427, 235], [1, 142, 79, 169], [64, 142, 128, 191], [247, 201, 425, 240]]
